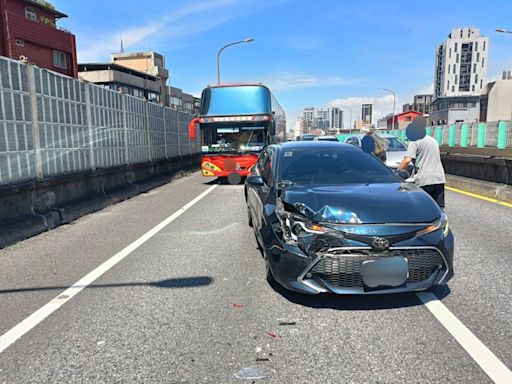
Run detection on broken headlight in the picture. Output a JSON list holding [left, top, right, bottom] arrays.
[[275, 208, 329, 245]]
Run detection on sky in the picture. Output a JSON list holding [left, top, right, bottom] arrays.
[[52, 0, 512, 131]]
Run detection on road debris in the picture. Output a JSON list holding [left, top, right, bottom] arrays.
[[265, 331, 280, 339], [232, 303, 244, 308], [234, 367, 265, 380]]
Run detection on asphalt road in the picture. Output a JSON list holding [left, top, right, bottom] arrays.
[[0, 172, 511, 383]]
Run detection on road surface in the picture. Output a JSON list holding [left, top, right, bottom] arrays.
[[0, 172, 511, 383]]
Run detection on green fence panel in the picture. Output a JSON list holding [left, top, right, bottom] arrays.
[[477, 123, 486, 148], [426, 127, 432, 137], [435, 126, 442, 144], [460, 124, 469, 147], [400, 130, 407, 142], [448, 125, 456, 147], [497, 121, 507, 149]]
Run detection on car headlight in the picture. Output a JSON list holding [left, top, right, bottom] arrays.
[[275, 208, 329, 245], [416, 213, 449, 237]]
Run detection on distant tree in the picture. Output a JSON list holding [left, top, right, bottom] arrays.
[[34, 0, 56, 10]]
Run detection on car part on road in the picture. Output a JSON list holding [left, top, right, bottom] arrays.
[[234, 367, 266, 380]]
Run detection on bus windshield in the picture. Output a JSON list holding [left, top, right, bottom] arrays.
[[201, 86, 271, 116], [201, 123, 266, 154]]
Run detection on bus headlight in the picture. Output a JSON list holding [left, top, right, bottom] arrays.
[[202, 161, 221, 172]]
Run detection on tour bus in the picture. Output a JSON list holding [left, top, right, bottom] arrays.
[[189, 84, 286, 184]]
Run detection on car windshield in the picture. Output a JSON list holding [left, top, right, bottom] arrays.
[[386, 137, 407, 151], [317, 136, 339, 141], [278, 146, 400, 185]]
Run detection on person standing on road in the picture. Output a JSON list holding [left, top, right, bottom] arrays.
[[362, 126, 388, 162], [399, 134, 446, 208]]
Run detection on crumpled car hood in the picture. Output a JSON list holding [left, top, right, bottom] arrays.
[[280, 183, 440, 224]]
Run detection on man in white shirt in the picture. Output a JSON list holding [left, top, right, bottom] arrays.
[[399, 135, 446, 208]]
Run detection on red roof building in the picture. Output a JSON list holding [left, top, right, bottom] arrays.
[[0, 0, 77, 77], [387, 110, 423, 129]]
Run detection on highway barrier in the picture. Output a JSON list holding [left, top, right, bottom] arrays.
[[0, 56, 200, 186], [0, 56, 201, 247], [336, 120, 512, 149]]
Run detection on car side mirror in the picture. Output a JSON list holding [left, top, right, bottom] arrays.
[[246, 175, 264, 187], [396, 170, 410, 180]]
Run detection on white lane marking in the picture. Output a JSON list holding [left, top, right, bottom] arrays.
[[416, 292, 512, 384], [0, 184, 218, 354]]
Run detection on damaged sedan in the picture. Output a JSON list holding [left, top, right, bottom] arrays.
[[244, 141, 454, 294]]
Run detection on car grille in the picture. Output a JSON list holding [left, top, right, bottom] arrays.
[[310, 249, 444, 288]]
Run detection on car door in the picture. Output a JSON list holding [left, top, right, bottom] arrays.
[[247, 149, 268, 230], [254, 146, 275, 233]]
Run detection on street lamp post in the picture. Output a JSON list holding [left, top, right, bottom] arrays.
[[496, 28, 512, 34], [216, 38, 254, 85], [377, 87, 396, 132], [339, 105, 353, 134]]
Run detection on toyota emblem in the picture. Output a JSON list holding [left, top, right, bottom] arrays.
[[372, 237, 390, 251]]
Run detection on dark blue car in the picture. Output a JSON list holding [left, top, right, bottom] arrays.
[[244, 141, 454, 295]]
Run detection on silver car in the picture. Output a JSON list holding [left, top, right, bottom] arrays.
[[344, 133, 407, 169]]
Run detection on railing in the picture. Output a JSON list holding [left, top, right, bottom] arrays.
[[336, 121, 512, 149], [0, 56, 200, 186]]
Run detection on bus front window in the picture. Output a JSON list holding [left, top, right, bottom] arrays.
[[202, 124, 266, 154]]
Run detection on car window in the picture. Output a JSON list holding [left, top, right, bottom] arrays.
[[260, 147, 274, 185], [278, 146, 399, 185], [255, 150, 267, 175], [386, 137, 407, 151], [346, 137, 360, 146]]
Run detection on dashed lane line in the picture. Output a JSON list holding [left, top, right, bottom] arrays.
[[0, 184, 218, 354]]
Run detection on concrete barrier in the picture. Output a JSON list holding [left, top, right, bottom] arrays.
[[441, 153, 511, 185], [446, 175, 512, 204], [0, 155, 200, 248]]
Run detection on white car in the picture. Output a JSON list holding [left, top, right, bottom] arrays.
[[344, 133, 407, 169], [314, 135, 340, 142]]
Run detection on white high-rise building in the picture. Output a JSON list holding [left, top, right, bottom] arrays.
[[294, 117, 306, 139], [316, 107, 343, 131], [434, 27, 488, 98], [303, 107, 315, 130]]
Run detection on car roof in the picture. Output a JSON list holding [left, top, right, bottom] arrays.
[[347, 133, 400, 139], [275, 141, 352, 150]]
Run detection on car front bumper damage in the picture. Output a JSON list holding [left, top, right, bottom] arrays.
[[265, 203, 454, 295]]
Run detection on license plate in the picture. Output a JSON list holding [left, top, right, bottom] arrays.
[[361, 256, 409, 288]]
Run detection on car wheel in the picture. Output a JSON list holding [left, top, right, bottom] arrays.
[[247, 205, 253, 227]]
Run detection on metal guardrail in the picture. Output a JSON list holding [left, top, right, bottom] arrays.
[[0, 56, 200, 185], [337, 121, 512, 149]]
